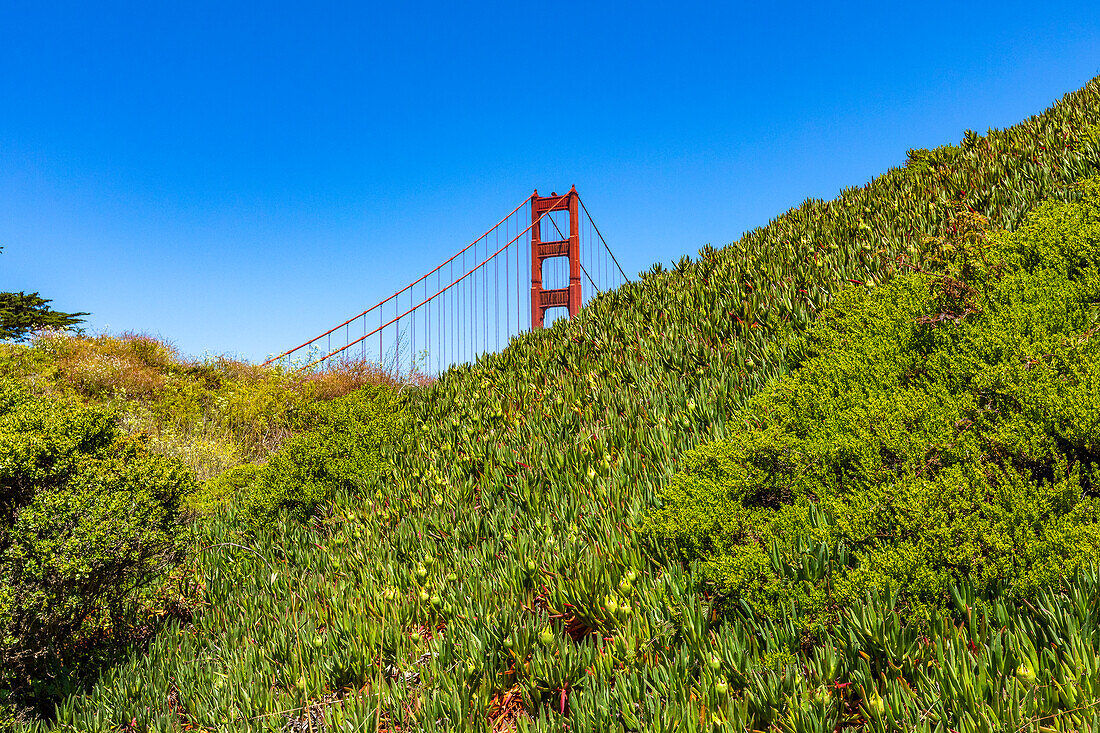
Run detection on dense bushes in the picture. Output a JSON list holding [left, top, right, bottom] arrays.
[[0, 329, 407, 726], [234, 384, 407, 522], [0, 332, 400, 481], [30, 385, 408, 730], [647, 178, 1100, 623], [0, 381, 194, 722], [0, 357, 404, 726]]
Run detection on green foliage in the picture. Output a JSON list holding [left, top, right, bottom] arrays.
[[183, 462, 263, 516], [0, 293, 87, 343], [0, 380, 193, 722], [0, 245, 87, 341], [34, 78, 1100, 732], [0, 332, 395, 482], [239, 385, 407, 522], [647, 178, 1100, 624]]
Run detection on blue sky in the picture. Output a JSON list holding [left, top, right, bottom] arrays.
[[2, 1, 1099, 362]]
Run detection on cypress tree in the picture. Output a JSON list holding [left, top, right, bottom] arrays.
[[0, 248, 88, 340]]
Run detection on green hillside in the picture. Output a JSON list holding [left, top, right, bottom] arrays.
[[0, 335, 402, 728], [8, 78, 1100, 731]]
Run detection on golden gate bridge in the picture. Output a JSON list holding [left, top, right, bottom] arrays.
[[264, 188, 628, 374]]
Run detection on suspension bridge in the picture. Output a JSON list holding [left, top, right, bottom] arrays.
[[264, 187, 628, 374]]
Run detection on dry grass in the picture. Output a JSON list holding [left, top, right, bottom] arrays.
[[41, 331, 173, 397], [0, 330, 419, 481], [303, 356, 434, 399]]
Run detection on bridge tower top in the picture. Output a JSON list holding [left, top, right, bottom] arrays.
[[529, 185, 580, 330]]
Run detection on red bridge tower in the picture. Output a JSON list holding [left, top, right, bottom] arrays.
[[530, 186, 581, 330]]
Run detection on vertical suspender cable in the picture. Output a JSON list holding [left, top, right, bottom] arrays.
[[584, 215, 589, 302], [522, 206, 526, 332], [476, 237, 481, 358], [447, 268, 452, 370], [580, 214, 589, 299], [519, 208, 523, 333], [593, 217, 599, 294], [466, 250, 471, 362], [463, 250, 468, 363], [504, 219, 509, 351], [517, 206, 522, 332], [459, 265, 463, 365], [471, 246, 475, 361], [456, 257, 460, 365], [439, 273, 443, 374], [445, 271, 448, 370], [435, 267, 440, 372], [478, 237, 482, 356], [465, 248, 469, 363], [589, 214, 595, 292], [424, 278, 429, 375], [515, 210, 519, 335], [423, 282, 427, 375], [495, 227, 500, 353], [455, 256, 459, 366], [598, 216, 603, 291], [435, 271, 440, 375], [484, 232, 488, 353], [477, 239, 481, 352], [470, 241, 474, 361], [442, 269, 446, 372], [464, 252, 467, 363]]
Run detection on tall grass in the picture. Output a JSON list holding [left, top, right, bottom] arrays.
[[0, 331, 410, 481]]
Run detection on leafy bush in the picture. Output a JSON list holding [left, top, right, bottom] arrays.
[[237, 384, 406, 522], [0, 381, 194, 721], [646, 178, 1100, 623], [0, 333, 404, 482]]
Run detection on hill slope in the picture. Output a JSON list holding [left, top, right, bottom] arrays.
[[43, 78, 1100, 732]]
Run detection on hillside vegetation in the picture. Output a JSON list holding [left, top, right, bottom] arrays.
[[14, 78, 1100, 732], [0, 332, 395, 482], [0, 382, 193, 723], [648, 179, 1100, 623], [0, 335, 405, 726]]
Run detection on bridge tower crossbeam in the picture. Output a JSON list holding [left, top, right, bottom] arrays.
[[530, 186, 580, 330]]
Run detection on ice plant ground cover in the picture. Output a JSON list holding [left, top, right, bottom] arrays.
[[648, 179, 1100, 632], [5, 79, 1100, 731]]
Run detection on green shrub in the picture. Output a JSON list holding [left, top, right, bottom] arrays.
[[646, 178, 1100, 624], [0, 380, 194, 720], [238, 384, 406, 523], [0, 333, 406, 488], [184, 462, 263, 515]]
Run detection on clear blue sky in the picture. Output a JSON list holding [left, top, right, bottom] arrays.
[[2, 2, 1098, 362]]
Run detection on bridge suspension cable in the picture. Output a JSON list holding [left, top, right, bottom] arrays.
[[263, 189, 628, 375]]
